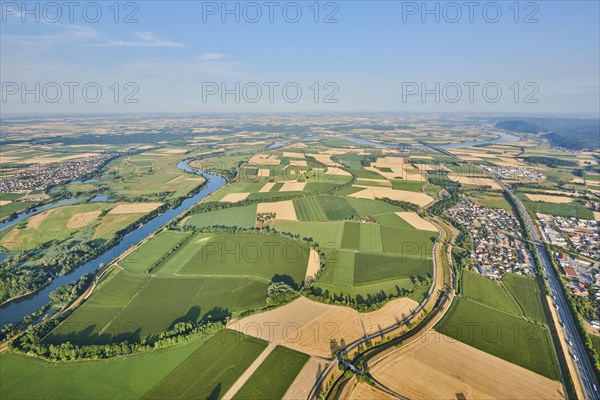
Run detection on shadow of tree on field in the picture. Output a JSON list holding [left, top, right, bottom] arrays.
[[206, 383, 221, 400], [170, 305, 202, 328], [96, 326, 142, 345], [271, 273, 298, 290], [329, 338, 339, 356], [200, 306, 231, 323]]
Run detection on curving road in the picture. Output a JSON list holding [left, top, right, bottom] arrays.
[[307, 218, 454, 400], [498, 177, 600, 400]]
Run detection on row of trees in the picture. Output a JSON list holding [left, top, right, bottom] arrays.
[[48, 274, 93, 307], [12, 315, 224, 361]]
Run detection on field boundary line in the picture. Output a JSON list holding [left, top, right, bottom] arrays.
[[160, 274, 272, 283], [499, 280, 526, 319], [221, 342, 277, 400], [460, 295, 545, 325], [95, 275, 153, 340]]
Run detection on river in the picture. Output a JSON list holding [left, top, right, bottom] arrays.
[[0, 161, 226, 327], [341, 131, 520, 149]]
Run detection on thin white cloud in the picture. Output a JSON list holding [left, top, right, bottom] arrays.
[[1, 24, 98, 45], [119, 54, 249, 79], [198, 53, 226, 61], [95, 31, 184, 48]]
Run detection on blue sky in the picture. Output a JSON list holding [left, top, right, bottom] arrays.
[[1, 1, 599, 114]]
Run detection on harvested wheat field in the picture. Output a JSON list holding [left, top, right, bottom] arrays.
[[449, 175, 502, 190], [229, 296, 423, 358], [313, 154, 341, 167], [248, 154, 281, 165], [370, 331, 564, 400], [409, 155, 433, 160], [290, 160, 308, 167], [283, 152, 305, 159], [280, 182, 306, 192], [361, 298, 419, 335], [323, 167, 352, 177], [27, 210, 54, 229], [228, 297, 365, 358], [395, 212, 437, 231], [349, 188, 433, 207], [525, 194, 574, 203], [594, 212, 600, 222], [305, 249, 321, 280], [456, 155, 484, 161], [0, 200, 11, 206], [20, 193, 50, 201], [158, 148, 187, 154], [66, 211, 102, 229], [284, 357, 328, 400], [30, 153, 99, 164], [220, 193, 251, 203], [108, 202, 163, 214], [348, 382, 396, 400], [363, 166, 423, 181], [258, 168, 271, 179], [257, 200, 297, 221], [356, 178, 392, 186], [259, 182, 277, 192]]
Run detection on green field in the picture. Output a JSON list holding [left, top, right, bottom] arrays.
[[359, 223, 383, 252], [3, 203, 109, 247], [380, 225, 436, 256], [461, 271, 522, 316], [346, 197, 403, 216], [467, 191, 514, 213], [156, 233, 309, 288], [2, 202, 153, 250], [144, 331, 268, 400], [45, 269, 269, 344], [340, 222, 360, 250], [437, 298, 560, 380], [232, 346, 309, 400], [0, 336, 209, 400], [273, 215, 434, 301], [503, 274, 546, 323], [0, 201, 34, 220], [521, 198, 594, 219], [354, 252, 432, 286], [45, 231, 310, 344], [270, 220, 344, 248], [293, 195, 357, 221], [390, 180, 424, 192], [184, 204, 258, 229], [120, 230, 188, 273], [372, 213, 414, 228]]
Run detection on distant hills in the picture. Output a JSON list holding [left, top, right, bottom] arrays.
[[495, 118, 599, 150]]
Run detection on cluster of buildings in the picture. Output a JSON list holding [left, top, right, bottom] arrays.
[[0, 155, 114, 192], [538, 213, 600, 259], [480, 164, 544, 181], [447, 199, 535, 279], [555, 251, 595, 295]]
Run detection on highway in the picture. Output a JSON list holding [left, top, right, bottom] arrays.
[[498, 178, 600, 400]]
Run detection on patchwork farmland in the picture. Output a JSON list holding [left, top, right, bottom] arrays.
[[2, 116, 590, 400]]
